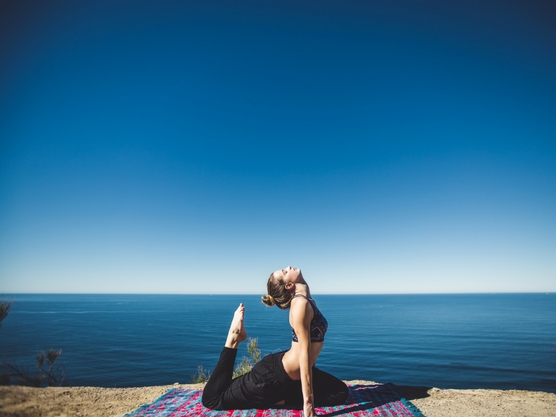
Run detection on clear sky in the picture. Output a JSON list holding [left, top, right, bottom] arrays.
[[1, 0, 555, 294]]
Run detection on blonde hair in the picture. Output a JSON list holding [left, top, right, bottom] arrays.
[[261, 272, 294, 309]]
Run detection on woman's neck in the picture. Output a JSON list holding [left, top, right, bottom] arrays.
[[294, 283, 311, 299]]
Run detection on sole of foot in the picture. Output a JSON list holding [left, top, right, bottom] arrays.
[[225, 303, 247, 349]]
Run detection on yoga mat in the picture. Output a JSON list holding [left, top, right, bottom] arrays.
[[123, 383, 426, 417]]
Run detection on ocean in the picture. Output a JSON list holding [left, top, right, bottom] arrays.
[[0, 293, 554, 393]]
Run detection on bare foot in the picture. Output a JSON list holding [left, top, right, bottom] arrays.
[[225, 303, 247, 349]]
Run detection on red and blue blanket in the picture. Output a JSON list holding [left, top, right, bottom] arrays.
[[124, 383, 425, 417]]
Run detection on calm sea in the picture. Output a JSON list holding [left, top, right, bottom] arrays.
[[0, 294, 555, 393]]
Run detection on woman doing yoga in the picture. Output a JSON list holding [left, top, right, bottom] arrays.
[[202, 266, 348, 417]]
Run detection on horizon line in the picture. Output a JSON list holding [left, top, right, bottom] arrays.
[[1, 291, 553, 296]]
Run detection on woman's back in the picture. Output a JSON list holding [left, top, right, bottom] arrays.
[[281, 295, 325, 379]]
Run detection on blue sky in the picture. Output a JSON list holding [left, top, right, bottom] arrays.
[[1, 0, 555, 294]]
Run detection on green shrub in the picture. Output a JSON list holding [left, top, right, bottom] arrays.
[[190, 365, 211, 383], [3, 348, 67, 387], [0, 299, 66, 387], [0, 300, 12, 328], [192, 337, 262, 383], [233, 338, 261, 378]]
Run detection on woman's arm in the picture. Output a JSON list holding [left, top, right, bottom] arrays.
[[290, 298, 315, 417]]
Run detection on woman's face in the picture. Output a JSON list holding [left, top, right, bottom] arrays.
[[273, 266, 302, 285]]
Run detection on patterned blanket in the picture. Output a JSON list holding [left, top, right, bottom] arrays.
[[123, 384, 425, 417]]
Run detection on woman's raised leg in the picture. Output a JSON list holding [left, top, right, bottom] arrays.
[[201, 304, 247, 408]]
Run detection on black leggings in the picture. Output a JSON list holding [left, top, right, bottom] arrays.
[[202, 347, 348, 410]]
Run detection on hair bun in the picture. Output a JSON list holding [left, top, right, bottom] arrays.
[[262, 294, 275, 307]]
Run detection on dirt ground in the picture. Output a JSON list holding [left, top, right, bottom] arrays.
[[0, 381, 555, 417]]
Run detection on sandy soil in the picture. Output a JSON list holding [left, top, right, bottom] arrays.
[[0, 381, 555, 417]]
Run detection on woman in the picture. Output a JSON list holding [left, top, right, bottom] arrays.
[[202, 266, 348, 417]]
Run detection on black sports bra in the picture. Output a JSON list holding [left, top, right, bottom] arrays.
[[291, 294, 328, 343]]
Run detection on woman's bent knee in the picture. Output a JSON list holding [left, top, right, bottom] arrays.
[[326, 381, 349, 406], [337, 382, 349, 403], [201, 393, 220, 410]]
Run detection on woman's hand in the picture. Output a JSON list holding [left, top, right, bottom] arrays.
[[304, 394, 316, 417]]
